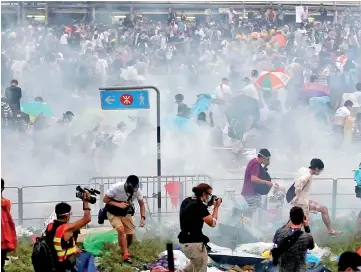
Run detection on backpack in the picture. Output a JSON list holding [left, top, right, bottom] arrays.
[[254, 167, 272, 195], [32, 235, 59, 272]]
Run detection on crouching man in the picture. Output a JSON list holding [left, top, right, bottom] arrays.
[[33, 193, 95, 272], [103, 175, 146, 264]]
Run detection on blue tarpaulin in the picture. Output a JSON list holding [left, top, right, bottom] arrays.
[[73, 252, 96, 272]]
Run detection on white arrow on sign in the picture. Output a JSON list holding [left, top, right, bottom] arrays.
[[105, 96, 115, 104]]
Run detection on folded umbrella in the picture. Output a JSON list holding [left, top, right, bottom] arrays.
[[21, 101, 54, 118]]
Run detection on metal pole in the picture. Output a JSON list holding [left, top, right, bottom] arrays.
[[99, 86, 162, 222], [18, 188, 23, 226], [331, 179, 338, 222], [167, 243, 175, 272]]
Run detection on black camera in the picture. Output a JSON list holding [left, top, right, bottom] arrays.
[[208, 195, 222, 206], [75, 186, 100, 204]]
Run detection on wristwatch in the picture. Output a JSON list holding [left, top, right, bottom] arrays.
[[141, 216, 146, 220]]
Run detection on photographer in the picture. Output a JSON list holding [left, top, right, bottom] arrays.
[[178, 183, 222, 272], [272, 207, 314, 272], [103, 175, 146, 264], [34, 193, 93, 272]]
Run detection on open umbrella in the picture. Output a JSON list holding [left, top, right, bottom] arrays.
[[21, 101, 54, 117], [190, 94, 213, 118], [255, 68, 290, 91], [303, 82, 330, 98]]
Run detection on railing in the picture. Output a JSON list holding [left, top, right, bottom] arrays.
[[5, 175, 212, 227], [211, 177, 358, 222], [3, 176, 357, 228]]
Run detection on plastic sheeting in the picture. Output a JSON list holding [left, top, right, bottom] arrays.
[[83, 230, 118, 256]]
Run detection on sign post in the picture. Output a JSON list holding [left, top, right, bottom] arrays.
[[100, 86, 162, 222]]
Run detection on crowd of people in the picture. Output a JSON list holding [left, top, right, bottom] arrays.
[[1, 2, 361, 272], [1, 4, 361, 163]]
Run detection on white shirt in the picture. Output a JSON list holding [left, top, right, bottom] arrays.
[[215, 84, 232, 100], [41, 212, 57, 236], [195, 28, 206, 39], [334, 105, 352, 127], [301, 10, 309, 22], [170, 24, 178, 37], [60, 33, 68, 45], [106, 181, 143, 203], [111, 130, 128, 147], [335, 106, 351, 118], [96, 59, 108, 75], [293, 167, 313, 205], [160, 36, 167, 50], [227, 10, 237, 24], [11, 60, 27, 79]]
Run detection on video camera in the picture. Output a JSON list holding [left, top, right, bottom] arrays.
[[75, 186, 100, 204]]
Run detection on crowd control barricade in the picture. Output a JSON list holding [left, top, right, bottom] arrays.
[[5, 177, 357, 228], [16, 183, 102, 227], [88, 175, 212, 216]]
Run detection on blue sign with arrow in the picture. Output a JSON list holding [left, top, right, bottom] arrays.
[[100, 89, 150, 110]]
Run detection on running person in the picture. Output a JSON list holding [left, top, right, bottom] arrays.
[[241, 149, 273, 213], [291, 158, 341, 237]]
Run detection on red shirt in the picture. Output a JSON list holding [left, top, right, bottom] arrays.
[[241, 158, 261, 196]]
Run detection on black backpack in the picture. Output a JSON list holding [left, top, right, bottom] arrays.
[[253, 166, 272, 195], [32, 235, 59, 272]]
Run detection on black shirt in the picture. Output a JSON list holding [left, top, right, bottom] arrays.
[[178, 197, 210, 243]]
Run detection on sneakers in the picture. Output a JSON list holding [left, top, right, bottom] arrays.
[[123, 253, 133, 264], [329, 230, 343, 237]]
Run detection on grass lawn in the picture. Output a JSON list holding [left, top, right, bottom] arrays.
[[6, 231, 361, 272]]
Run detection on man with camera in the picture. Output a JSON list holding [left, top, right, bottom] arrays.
[[33, 190, 93, 272], [103, 175, 146, 264], [178, 183, 222, 272], [272, 207, 314, 272]]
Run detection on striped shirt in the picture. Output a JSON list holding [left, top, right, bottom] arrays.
[[1, 101, 12, 127]]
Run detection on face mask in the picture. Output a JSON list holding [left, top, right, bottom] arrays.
[[205, 194, 212, 204], [125, 183, 138, 194]]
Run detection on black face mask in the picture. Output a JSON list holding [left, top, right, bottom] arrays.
[[124, 182, 139, 194]]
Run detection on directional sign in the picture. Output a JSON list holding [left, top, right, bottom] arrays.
[[100, 89, 150, 110]]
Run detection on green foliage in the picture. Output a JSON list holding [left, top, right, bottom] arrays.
[[318, 234, 361, 272], [98, 239, 166, 272], [6, 238, 166, 272], [5, 233, 361, 272], [6, 241, 34, 272]]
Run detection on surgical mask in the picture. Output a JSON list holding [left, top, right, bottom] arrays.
[[205, 194, 213, 204]]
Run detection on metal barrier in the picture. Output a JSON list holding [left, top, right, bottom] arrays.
[[3, 176, 357, 227]]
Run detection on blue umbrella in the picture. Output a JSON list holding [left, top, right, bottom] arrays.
[[21, 101, 54, 117], [162, 116, 195, 134], [190, 94, 213, 118]]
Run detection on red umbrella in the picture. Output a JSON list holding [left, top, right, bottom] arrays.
[[255, 68, 290, 91]]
